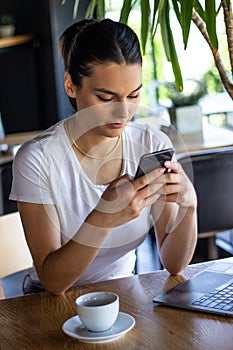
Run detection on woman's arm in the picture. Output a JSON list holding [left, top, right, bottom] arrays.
[[152, 161, 198, 275], [18, 202, 111, 295]]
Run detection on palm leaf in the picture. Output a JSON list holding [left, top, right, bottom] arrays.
[[152, 0, 163, 38], [194, 0, 205, 21], [205, 0, 218, 49], [97, 0, 105, 19], [158, 0, 182, 90], [226, 0, 231, 9], [85, 0, 98, 19], [171, 0, 181, 25], [140, 0, 150, 54], [159, 0, 171, 60], [73, 0, 79, 19], [119, 0, 132, 23], [180, 0, 194, 49], [151, 0, 160, 35], [166, 12, 183, 90]]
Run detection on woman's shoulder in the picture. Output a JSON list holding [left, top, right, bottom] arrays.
[[14, 119, 67, 163]]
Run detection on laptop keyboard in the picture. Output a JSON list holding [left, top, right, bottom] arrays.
[[192, 282, 233, 311]]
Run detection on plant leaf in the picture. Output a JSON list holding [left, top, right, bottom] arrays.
[[85, 0, 98, 19], [159, 0, 183, 91], [166, 15, 183, 90], [159, 0, 171, 60], [193, 0, 205, 21], [119, 0, 132, 23], [171, 0, 181, 25], [205, 0, 218, 49], [97, 0, 105, 19], [73, 0, 79, 19], [180, 0, 194, 49], [151, 0, 160, 35], [226, 0, 231, 9], [140, 0, 150, 54]]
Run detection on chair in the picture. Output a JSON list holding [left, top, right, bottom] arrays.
[[178, 146, 233, 261], [0, 211, 33, 299], [0, 160, 17, 215]]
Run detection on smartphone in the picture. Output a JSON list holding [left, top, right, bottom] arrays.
[[134, 148, 174, 179]]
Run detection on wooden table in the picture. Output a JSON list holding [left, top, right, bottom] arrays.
[[135, 116, 233, 153], [0, 34, 34, 49], [1, 260, 233, 350], [0, 130, 42, 166], [171, 121, 233, 153], [0, 130, 42, 146]]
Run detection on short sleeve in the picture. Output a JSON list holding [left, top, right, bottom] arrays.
[[9, 139, 54, 204]]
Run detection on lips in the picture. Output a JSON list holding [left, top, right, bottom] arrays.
[[107, 120, 128, 129]]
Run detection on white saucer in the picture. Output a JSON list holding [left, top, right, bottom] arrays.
[[62, 311, 135, 343]]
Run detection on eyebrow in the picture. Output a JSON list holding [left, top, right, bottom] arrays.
[[94, 83, 143, 96]]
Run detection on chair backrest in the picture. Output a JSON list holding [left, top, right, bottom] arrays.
[[178, 147, 233, 234], [0, 212, 33, 297], [0, 161, 18, 215]]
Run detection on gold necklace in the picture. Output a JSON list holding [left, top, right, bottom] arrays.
[[66, 120, 121, 159], [72, 135, 121, 159]]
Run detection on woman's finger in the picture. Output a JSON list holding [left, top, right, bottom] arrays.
[[133, 167, 165, 191], [164, 160, 179, 173]]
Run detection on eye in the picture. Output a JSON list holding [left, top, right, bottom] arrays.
[[128, 94, 139, 100], [97, 95, 113, 102]]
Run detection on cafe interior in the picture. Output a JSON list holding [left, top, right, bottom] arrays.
[[0, 1, 233, 349]]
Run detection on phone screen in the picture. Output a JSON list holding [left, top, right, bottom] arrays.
[[134, 148, 174, 179]]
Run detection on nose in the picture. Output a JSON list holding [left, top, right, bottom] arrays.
[[112, 102, 129, 119]]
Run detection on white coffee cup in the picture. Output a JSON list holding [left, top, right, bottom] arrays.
[[75, 291, 119, 332]]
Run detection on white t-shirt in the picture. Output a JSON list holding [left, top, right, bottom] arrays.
[[10, 115, 172, 285]]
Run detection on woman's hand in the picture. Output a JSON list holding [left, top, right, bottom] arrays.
[[162, 161, 197, 209], [89, 167, 166, 228]]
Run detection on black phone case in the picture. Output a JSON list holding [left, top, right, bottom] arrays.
[[134, 148, 174, 179]]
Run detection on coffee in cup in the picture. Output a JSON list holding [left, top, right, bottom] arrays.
[[75, 291, 119, 332]]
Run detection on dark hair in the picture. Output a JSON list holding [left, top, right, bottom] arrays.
[[59, 19, 142, 110]]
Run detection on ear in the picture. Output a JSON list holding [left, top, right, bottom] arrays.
[[64, 72, 76, 98]]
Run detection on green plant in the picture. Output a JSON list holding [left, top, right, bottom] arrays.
[[166, 79, 207, 107], [202, 65, 225, 94], [0, 14, 14, 26], [63, 0, 233, 101]]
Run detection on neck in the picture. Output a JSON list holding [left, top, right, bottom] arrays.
[[66, 119, 122, 160], [73, 135, 121, 159]]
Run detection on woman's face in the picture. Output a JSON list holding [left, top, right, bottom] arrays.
[[66, 62, 142, 137]]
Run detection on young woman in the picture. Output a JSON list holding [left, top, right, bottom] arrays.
[[10, 19, 197, 295]]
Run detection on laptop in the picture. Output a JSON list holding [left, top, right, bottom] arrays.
[[153, 260, 233, 316]]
